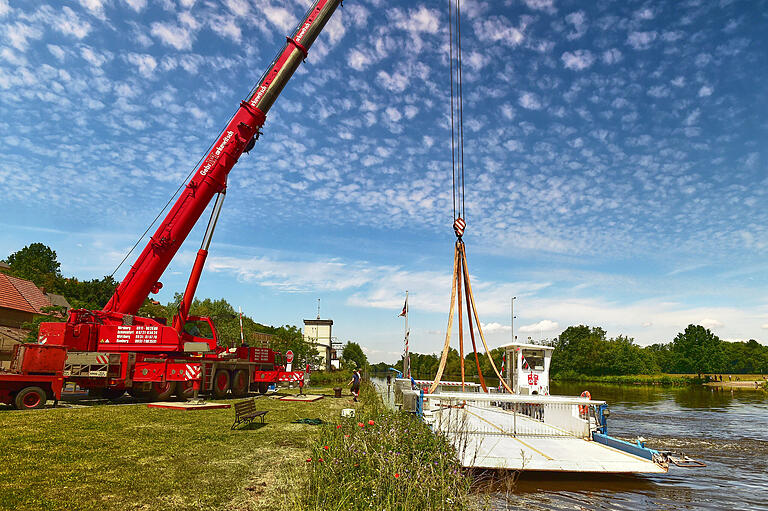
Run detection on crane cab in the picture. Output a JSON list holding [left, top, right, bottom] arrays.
[[500, 342, 554, 395]]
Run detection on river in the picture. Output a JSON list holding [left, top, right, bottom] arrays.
[[374, 378, 768, 510]]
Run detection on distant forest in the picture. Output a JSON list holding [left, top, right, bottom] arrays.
[[373, 325, 768, 378]]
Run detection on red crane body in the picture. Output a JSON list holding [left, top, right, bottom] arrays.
[[0, 0, 343, 409]]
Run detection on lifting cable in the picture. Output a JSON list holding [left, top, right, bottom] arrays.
[[430, 0, 513, 395]]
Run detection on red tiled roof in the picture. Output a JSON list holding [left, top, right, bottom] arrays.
[[0, 274, 52, 314]]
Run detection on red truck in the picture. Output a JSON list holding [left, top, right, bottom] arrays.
[[0, 0, 340, 409]]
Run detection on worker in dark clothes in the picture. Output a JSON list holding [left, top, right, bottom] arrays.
[[349, 369, 361, 402]]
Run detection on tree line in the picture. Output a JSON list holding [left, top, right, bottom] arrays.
[[1, 243, 317, 365], [378, 323, 767, 379]]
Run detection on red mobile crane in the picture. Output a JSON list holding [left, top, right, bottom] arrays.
[[0, 0, 343, 410]]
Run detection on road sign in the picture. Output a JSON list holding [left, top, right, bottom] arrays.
[[286, 350, 294, 363]]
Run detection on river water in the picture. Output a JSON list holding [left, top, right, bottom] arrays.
[[375, 378, 768, 510]]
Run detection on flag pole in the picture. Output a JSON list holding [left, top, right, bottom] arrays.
[[404, 290, 410, 379]]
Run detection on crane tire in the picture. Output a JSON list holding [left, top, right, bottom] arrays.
[[151, 381, 176, 401], [213, 370, 231, 399], [176, 381, 195, 400], [231, 370, 249, 397], [258, 382, 269, 395], [15, 386, 47, 410]]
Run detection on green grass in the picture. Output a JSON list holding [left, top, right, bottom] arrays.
[[0, 386, 355, 511]]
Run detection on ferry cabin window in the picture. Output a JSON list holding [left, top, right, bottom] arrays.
[[184, 320, 214, 339], [522, 349, 545, 371]]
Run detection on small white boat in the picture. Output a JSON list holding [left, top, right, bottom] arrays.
[[395, 343, 703, 473]]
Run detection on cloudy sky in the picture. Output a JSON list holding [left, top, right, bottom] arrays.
[[1, 0, 766, 362]]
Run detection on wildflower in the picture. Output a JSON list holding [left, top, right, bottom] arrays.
[[336, 424, 342, 429], [306, 458, 312, 462], [318, 458, 324, 462], [394, 473, 400, 478], [323, 445, 330, 450], [368, 419, 375, 426], [344, 434, 350, 438], [358, 422, 365, 428]]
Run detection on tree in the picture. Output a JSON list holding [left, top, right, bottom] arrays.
[[60, 276, 118, 309], [670, 324, 725, 377], [4, 243, 62, 289], [342, 341, 368, 369]]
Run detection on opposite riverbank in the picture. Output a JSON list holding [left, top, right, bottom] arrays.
[[553, 372, 767, 388]]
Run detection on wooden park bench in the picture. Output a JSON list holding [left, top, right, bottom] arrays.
[[232, 398, 268, 430]]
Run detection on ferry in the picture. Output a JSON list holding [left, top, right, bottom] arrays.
[[395, 343, 704, 473]]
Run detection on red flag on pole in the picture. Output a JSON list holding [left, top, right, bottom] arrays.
[[398, 295, 408, 317]]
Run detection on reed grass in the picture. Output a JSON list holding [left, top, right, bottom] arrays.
[[277, 382, 474, 511]]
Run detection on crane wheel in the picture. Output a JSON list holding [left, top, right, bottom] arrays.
[[14, 386, 47, 410], [213, 370, 231, 399], [176, 381, 195, 400], [231, 370, 249, 397], [258, 382, 269, 395], [150, 381, 176, 401]]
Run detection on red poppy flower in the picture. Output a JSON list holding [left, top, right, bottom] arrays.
[[368, 420, 375, 426], [336, 425, 342, 429], [323, 445, 329, 450], [394, 473, 400, 478], [358, 422, 364, 428], [318, 458, 324, 462], [306, 458, 312, 462], [344, 434, 350, 438]]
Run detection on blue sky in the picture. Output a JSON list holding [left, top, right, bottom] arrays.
[[1, 0, 766, 362]]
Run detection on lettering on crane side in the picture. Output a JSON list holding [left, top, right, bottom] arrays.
[[249, 85, 268, 107], [199, 130, 234, 176], [295, 21, 311, 42]]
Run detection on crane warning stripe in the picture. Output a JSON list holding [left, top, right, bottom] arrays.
[[95, 355, 109, 365], [185, 364, 201, 380]]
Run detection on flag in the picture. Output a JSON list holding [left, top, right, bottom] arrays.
[[398, 295, 408, 317], [521, 353, 529, 370]]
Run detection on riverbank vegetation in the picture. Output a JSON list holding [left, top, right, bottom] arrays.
[[278, 382, 473, 511]]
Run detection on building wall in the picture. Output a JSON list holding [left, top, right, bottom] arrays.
[[303, 322, 333, 370], [0, 307, 35, 329]]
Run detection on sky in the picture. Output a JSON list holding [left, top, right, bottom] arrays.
[[1, 0, 767, 363]]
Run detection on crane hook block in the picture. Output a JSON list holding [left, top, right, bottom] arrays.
[[150, 281, 163, 294], [453, 217, 466, 238]]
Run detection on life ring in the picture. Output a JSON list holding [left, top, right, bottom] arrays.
[[579, 390, 591, 415]]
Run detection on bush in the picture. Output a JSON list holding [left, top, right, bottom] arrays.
[[282, 382, 472, 510]]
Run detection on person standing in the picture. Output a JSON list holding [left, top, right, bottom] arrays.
[[349, 369, 361, 402]]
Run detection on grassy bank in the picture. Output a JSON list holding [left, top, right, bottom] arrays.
[[277, 382, 473, 511], [0, 386, 352, 511], [0, 381, 476, 510], [552, 372, 701, 386]]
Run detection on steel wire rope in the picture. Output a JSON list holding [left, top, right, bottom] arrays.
[[111, 10, 314, 279], [109, 116, 236, 279], [448, 0, 457, 221], [456, 0, 466, 221]]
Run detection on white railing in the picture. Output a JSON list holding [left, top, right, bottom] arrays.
[[424, 392, 604, 439]]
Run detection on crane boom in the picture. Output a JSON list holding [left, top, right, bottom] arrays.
[[104, 0, 342, 315]]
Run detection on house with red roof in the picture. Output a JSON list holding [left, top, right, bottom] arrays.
[[0, 273, 70, 366]]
